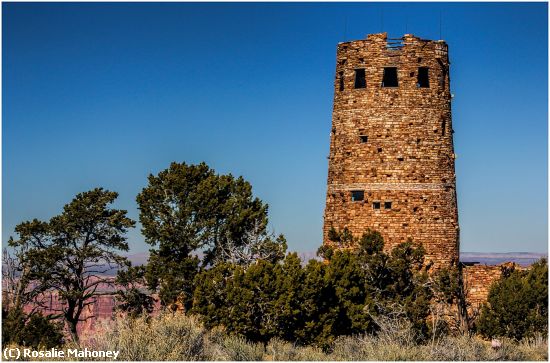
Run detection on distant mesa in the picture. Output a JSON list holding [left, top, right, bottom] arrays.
[[460, 252, 547, 267]]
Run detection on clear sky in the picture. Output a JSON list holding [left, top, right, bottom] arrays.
[[3, 2, 548, 254]]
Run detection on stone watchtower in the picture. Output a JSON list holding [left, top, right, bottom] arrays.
[[323, 33, 459, 268]]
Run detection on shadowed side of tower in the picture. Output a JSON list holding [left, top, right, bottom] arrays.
[[323, 32, 459, 268]]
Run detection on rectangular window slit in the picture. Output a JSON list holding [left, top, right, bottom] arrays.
[[373, 201, 381, 209], [354, 69, 366, 89], [438, 59, 447, 89], [351, 190, 364, 202], [384, 201, 392, 209], [359, 135, 368, 143], [417, 67, 429, 88], [382, 67, 398, 87], [339, 71, 344, 91]]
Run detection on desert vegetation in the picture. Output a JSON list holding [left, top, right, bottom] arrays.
[[4, 313, 548, 361], [3, 162, 548, 360]]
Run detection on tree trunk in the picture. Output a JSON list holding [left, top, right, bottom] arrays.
[[67, 318, 79, 343], [457, 263, 470, 334], [65, 299, 80, 343]]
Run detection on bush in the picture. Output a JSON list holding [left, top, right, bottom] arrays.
[[477, 259, 548, 340], [2, 308, 64, 349], [8, 313, 546, 361], [93, 313, 208, 360], [191, 229, 431, 349]]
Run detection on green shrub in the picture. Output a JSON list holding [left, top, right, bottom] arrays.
[[192, 229, 431, 349], [92, 313, 208, 360], [2, 308, 64, 349], [11, 313, 546, 361], [477, 259, 548, 340]]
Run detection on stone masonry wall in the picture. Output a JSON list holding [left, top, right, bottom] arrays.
[[323, 33, 458, 268], [463, 263, 522, 311]]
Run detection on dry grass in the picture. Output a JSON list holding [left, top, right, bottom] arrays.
[[5, 313, 548, 361]]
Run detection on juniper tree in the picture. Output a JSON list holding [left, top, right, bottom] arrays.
[[477, 259, 548, 340], [115, 264, 156, 318], [136, 162, 272, 308], [7, 188, 135, 341]]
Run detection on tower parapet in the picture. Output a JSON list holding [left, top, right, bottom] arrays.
[[323, 32, 458, 268]]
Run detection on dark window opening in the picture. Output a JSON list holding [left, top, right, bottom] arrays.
[[417, 57, 422, 63], [339, 71, 345, 91], [382, 67, 398, 87], [354, 69, 366, 89], [359, 135, 368, 143], [373, 201, 381, 209], [397, 157, 404, 161], [384, 201, 392, 209], [351, 190, 364, 202], [417, 67, 429, 88], [410, 72, 415, 77], [441, 119, 446, 136], [438, 59, 447, 89], [377, 147, 383, 153]]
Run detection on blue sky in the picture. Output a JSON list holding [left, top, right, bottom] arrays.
[[3, 2, 548, 254]]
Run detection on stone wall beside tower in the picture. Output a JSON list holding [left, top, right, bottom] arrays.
[[323, 32, 459, 268]]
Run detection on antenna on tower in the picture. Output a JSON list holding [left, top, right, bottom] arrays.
[[439, 10, 442, 39], [344, 15, 347, 41]]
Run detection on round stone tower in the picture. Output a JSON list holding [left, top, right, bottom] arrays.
[[323, 32, 459, 268]]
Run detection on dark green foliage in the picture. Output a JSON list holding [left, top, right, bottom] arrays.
[[115, 264, 156, 318], [432, 267, 462, 305], [431, 265, 471, 334], [477, 259, 548, 340], [297, 250, 372, 348], [8, 188, 135, 341], [193, 259, 290, 343], [137, 162, 269, 266], [191, 229, 431, 349], [136, 162, 271, 307], [2, 308, 64, 348], [145, 252, 200, 311], [326, 226, 355, 248]]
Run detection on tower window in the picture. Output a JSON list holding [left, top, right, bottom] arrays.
[[384, 201, 392, 209], [417, 67, 429, 88], [441, 119, 446, 136], [382, 67, 398, 87], [359, 135, 368, 143], [351, 190, 364, 202], [373, 201, 381, 209], [339, 71, 344, 91], [438, 59, 447, 89], [354, 69, 366, 89]]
